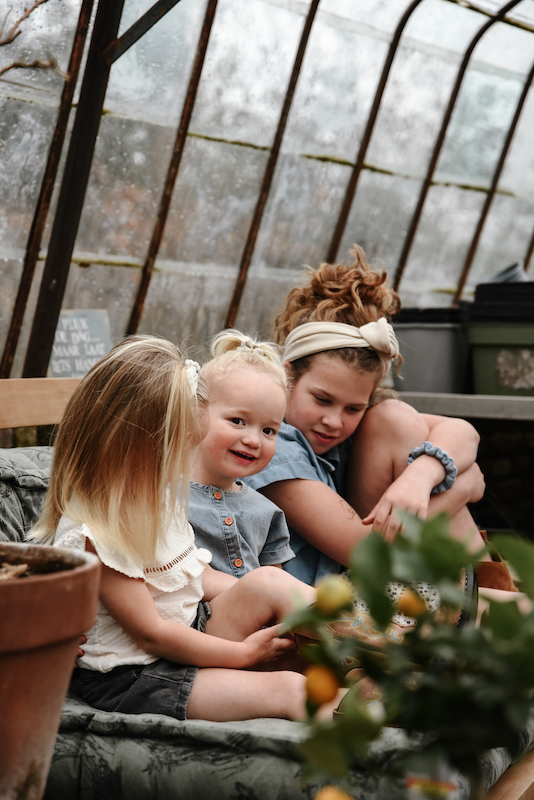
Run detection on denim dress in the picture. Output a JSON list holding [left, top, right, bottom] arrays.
[[188, 481, 294, 578]]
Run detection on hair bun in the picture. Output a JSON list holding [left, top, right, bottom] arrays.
[[274, 245, 400, 343]]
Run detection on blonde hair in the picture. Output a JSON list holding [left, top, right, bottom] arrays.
[[30, 335, 205, 566], [200, 329, 287, 395], [273, 245, 402, 394]]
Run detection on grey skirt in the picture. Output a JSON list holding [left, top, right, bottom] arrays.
[[75, 601, 211, 721]]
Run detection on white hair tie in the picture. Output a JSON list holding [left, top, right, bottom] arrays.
[[184, 359, 200, 395], [238, 339, 265, 357]]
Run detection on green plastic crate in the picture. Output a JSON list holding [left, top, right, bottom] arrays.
[[468, 324, 534, 396]]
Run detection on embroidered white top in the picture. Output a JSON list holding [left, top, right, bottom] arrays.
[[54, 512, 212, 673]]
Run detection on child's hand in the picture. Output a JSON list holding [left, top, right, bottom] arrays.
[[241, 624, 297, 666], [363, 468, 433, 541]]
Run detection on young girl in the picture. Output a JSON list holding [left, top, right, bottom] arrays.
[[29, 335, 340, 722], [245, 246, 491, 587], [189, 330, 295, 577]]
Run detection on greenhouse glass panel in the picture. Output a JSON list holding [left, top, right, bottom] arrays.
[[3, 0, 534, 377], [159, 136, 269, 268]]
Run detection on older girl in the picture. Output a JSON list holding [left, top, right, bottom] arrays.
[[246, 246, 488, 586]]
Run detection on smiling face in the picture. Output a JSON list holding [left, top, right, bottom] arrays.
[[192, 368, 287, 492], [285, 352, 376, 455]]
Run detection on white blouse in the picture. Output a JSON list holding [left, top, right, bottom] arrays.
[[54, 513, 212, 673]]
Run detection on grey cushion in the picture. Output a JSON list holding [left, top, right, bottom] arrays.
[[45, 694, 534, 800], [0, 446, 53, 542]]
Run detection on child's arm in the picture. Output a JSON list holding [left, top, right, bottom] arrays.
[[346, 399, 482, 538], [262, 479, 373, 567], [263, 465, 484, 566], [88, 545, 293, 669], [363, 464, 485, 541], [261, 402, 484, 564]]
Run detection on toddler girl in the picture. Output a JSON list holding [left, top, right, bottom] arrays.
[[189, 329, 294, 577], [29, 335, 339, 722]]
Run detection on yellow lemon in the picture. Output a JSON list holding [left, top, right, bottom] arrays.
[[397, 588, 427, 618], [305, 665, 340, 706], [315, 575, 354, 614], [314, 787, 353, 800]]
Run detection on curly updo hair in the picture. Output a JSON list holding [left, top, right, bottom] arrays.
[[273, 245, 401, 393]]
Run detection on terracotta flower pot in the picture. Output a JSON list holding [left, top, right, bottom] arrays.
[[0, 541, 100, 800]]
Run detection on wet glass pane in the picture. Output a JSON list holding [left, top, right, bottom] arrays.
[[0, 99, 58, 251], [138, 267, 234, 359], [5, 0, 534, 375], [283, 16, 387, 161], [0, 0, 81, 255], [62, 262, 141, 342], [190, 0, 303, 147], [160, 136, 268, 267], [74, 114, 175, 259], [0, 0, 81, 97], [467, 193, 534, 288], [107, 0, 206, 126], [250, 154, 348, 270], [338, 170, 421, 269], [236, 269, 307, 341], [2, 259, 45, 378], [437, 70, 524, 186], [399, 184, 487, 306]]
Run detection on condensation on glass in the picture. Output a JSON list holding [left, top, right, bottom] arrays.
[[2, 0, 534, 374]]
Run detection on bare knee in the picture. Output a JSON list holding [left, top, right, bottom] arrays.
[[239, 567, 315, 608], [269, 670, 307, 719]]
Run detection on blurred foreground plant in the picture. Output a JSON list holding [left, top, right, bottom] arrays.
[[284, 512, 534, 800]]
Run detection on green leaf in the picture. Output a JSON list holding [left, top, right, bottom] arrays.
[[349, 531, 391, 594], [420, 527, 469, 581], [395, 510, 425, 544], [299, 736, 349, 777], [390, 544, 434, 584], [488, 600, 523, 641], [366, 591, 394, 628], [491, 535, 534, 599]]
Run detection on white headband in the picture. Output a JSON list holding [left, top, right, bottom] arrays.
[[283, 319, 399, 363], [184, 359, 200, 395]]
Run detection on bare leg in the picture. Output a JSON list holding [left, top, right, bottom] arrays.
[[346, 399, 430, 516], [188, 668, 303, 720], [346, 400, 489, 556], [205, 566, 315, 643], [187, 668, 345, 722], [448, 506, 488, 556]]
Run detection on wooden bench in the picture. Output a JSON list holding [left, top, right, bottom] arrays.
[[0, 378, 80, 430], [484, 748, 534, 800]]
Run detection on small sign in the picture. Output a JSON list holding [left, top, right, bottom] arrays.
[[49, 310, 112, 378]]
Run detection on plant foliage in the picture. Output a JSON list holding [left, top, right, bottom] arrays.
[[284, 513, 534, 797]]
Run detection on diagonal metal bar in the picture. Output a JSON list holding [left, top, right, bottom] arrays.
[[523, 222, 534, 273], [126, 0, 218, 335], [0, 0, 95, 379], [224, 0, 320, 329], [326, 0, 424, 265], [104, 0, 183, 65], [22, 0, 126, 378], [453, 57, 534, 304], [392, 0, 523, 292]]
